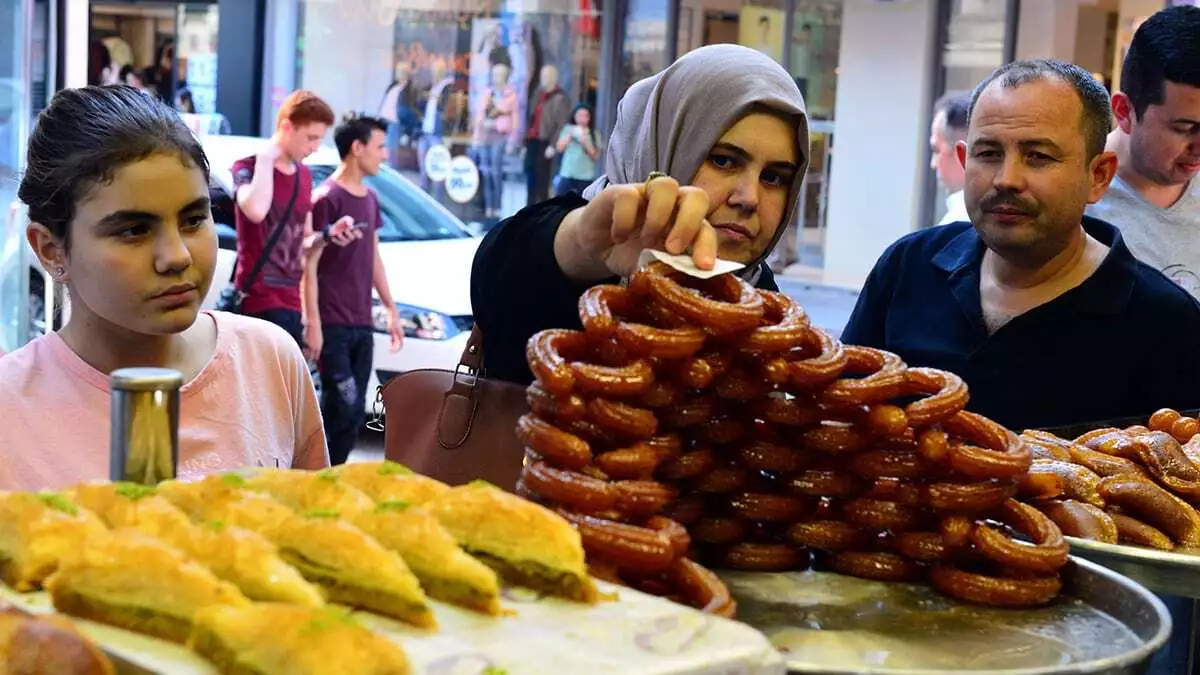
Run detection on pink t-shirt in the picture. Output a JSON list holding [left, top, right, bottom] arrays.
[[0, 311, 329, 491]]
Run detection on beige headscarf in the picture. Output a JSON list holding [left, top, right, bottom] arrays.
[[582, 44, 810, 278]]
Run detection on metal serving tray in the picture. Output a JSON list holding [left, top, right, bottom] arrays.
[[1062, 537, 1200, 600], [720, 556, 1171, 675]]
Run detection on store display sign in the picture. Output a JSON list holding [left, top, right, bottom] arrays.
[[446, 155, 480, 204], [423, 144, 452, 183], [737, 6, 785, 63]]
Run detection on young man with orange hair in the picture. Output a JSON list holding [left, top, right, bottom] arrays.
[[230, 89, 359, 346]]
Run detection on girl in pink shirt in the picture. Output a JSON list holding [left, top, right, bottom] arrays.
[[0, 85, 329, 491]]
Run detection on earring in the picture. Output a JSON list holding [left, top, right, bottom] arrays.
[[54, 266, 65, 280]]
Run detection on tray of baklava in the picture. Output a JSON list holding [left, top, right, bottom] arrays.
[[0, 462, 783, 675]]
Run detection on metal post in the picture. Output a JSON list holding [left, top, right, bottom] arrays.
[[917, 0, 953, 231], [44, 0, 57, 100], [664, 0, 679, 64], [782, 0, 794, 73], [18, 0, 33, 168], [596, 0, 626, 140], [1002, 0, 1021, 65]]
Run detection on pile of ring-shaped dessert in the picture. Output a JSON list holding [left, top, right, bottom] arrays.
[[516, 262, 1069, 613]]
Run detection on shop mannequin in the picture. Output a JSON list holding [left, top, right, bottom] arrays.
[[419, 58, 455, 194], [474, 63, 517, 219], [381, 63, 421, 168], [525, 64, 570, 205]]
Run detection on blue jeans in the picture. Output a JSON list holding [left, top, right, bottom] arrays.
[[554, 176, 593, 198], [479, 140, 506, 214], [319, 325, 374, 466]]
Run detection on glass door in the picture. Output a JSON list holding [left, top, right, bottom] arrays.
[[921, 0, 1017, 227], [784, 0, 841, 276]]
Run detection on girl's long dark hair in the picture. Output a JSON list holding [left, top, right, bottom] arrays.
[[571, 102, 597, 146]]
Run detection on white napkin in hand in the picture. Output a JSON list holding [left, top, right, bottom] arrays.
[[636, 249, 744, 280]]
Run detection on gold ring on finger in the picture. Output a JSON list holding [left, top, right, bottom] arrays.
[[645, 171, 669, 189]]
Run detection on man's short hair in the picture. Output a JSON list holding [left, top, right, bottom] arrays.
[[969, 59, 1113, 160], [333, 113, 388, 160], [276, 90, 335, 130], [933, 90, 971, 135], [1121, 5, 1200, 119]]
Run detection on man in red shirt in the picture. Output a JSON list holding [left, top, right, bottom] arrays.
[[231, 90, 358, 346]]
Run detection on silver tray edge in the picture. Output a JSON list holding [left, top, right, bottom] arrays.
[[755, 555, 1173, 675], [1065, 537, 1200, 600]]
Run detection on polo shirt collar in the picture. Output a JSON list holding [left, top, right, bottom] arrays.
[[931, 216, 1137, 316]]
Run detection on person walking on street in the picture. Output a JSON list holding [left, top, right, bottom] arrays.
[[230, 90, 358, 347], [304, 114, 405, 466]]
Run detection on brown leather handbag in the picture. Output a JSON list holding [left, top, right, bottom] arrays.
[[376, 327, 529, 488]]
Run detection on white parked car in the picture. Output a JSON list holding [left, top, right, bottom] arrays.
[[201, 136, 481, 413], [20, 136, 481, 414]]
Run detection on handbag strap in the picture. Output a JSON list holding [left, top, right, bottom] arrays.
[[458, 325, 485, 374], [239, 168, 302, 295], [437, 325, 486, 449]]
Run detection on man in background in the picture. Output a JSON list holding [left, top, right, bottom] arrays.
[[842, 59, 1200, 431], [1087, 5, 1200, 298], [305, 114, 405, 465], [930, 90, 971, 225], [232, 89, 356, 346]]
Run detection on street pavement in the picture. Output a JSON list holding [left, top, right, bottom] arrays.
[[775, 277, 858, 337]]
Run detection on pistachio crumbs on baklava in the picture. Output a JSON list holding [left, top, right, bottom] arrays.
[[0, 491, 108, 592], [333, 460, 453, 505]]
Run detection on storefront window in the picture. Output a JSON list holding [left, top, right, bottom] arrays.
[[297, 1, 601, 226], [787, 1, 841, 272], [924, 0, 1015, 226], [87, 1, 224, 132], [942, 0, 1011, 92], [0, 0, 31, 353], [671, 0, 842, 273], [791, 1, 841, 120], [623, 0, 668, 89], [177, 4, 221, 115]]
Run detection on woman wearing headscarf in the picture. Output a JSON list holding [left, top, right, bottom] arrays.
[[470, 44, 809, 384]]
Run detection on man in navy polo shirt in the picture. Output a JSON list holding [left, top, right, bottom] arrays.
[[842, 59, 1200, 431]]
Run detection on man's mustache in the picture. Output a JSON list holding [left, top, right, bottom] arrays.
[[979, 193, 1037, 214]]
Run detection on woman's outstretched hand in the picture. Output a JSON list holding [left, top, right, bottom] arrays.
[[554, 176, 718, 282]]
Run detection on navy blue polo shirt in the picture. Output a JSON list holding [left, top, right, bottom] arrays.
[[842, 217, 1200, 431]]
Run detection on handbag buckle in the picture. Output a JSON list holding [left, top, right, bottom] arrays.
[[451, 341, 483, 395]]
